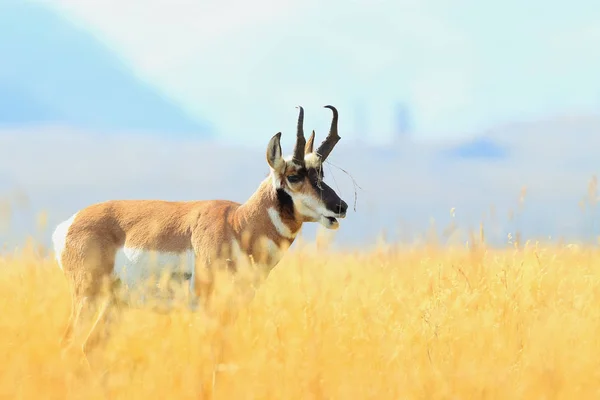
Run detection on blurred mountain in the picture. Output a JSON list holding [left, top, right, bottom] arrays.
[[0, 2, 212, 136], [440, 113, 600, 161], [445, 137, 509, 160]]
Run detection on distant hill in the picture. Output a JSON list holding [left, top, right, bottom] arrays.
[[445, 136, 509, 160], [441, 114, 600, 161], [0, 2, 212, 136]]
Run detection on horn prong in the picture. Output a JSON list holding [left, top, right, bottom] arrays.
[[305, 130, 315, 154]]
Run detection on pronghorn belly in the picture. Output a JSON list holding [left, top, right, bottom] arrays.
[[113, 247, 195, 292]]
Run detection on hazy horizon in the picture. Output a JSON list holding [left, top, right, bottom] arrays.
[[1, 111, 599, 250], [1, 0, 599, 250]]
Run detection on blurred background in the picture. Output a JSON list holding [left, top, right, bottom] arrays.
[[0, 0, 599, 249]]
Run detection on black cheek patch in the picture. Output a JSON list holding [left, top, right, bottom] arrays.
[[308, 169, 324, 193], [276, 188, 295, 219]]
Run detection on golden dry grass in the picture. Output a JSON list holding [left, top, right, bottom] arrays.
[[1, 237, 600, 399]]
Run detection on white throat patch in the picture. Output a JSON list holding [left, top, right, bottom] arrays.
[[267, 207, 296, 239]]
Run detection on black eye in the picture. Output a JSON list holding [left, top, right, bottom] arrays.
[[287, 175, 302, 183]]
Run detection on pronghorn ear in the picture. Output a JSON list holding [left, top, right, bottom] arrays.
[[266, 132, 285, 172]]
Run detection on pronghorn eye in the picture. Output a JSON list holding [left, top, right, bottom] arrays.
[[287, 175, 302, 184]]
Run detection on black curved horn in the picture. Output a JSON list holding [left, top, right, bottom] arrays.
[[315, 105, 341, 161], [292, 106, 306, 165]]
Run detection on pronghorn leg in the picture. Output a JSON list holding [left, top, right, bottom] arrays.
[[187, 274, 200, 312], [193, 261, 214, 309], [81, 276, 124, 355], [69, 288, 122, 365], [61, 242, 119, 359], [59, 285, 79, 346], [81, 295, 111, 355]]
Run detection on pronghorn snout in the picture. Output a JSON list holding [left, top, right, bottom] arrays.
[[320, 195, 348, 230], [336, 200, 348, 217], [321, 183, 347, 218]]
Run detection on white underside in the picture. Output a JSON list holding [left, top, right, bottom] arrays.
[[52, 213, 197, 298], [114, 247, 196, 289], [51, 213, 287, 307]]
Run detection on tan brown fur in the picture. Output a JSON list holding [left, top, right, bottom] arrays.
[[60, 178, 299, 295], [54, 105, 348, 359]]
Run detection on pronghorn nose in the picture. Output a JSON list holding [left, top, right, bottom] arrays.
[[337, 200, 348, 215]]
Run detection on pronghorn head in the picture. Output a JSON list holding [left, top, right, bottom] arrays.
[[266, 105, 348, 230]]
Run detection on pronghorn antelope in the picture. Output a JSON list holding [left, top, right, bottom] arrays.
[[52, 105, 348, 354]]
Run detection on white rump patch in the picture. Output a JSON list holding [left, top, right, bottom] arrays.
[[267, 207, 296, 239], [114, 247, 195, 291], [51, 212, 78, 270]]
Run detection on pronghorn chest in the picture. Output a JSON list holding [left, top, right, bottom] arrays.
[[229, 237, 286, 271], [262, 239, 286, 268]]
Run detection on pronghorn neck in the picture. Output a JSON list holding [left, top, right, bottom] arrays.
[[235, 174, 303, 243]]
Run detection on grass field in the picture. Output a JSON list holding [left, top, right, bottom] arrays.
[[1, 233, 600, 399]]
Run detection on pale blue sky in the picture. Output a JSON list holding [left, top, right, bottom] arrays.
[[2, 1, 599, 248], [35, 0, 600, 145]]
